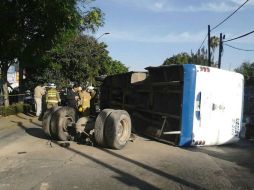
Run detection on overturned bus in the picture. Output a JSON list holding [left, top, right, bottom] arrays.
[[42, 64, 244, 149]]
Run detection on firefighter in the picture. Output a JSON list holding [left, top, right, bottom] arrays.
[[66, 84, 80, 109], [46, 83, 61, 109], [78, 86, 96, 116]]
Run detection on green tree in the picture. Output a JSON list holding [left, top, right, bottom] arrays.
[[101, 59, 128, 75], [163, 44, 221, 67], [235, 61, 254, 78], [163, 36, 220, 67], [0, 0, 104, 106], [163, 52, 191, 65], [26, 34, 127, 88], [163, 48, 209, 66], [190, 47, 209, 66]]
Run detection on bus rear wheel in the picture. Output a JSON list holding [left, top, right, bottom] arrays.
[[42, 106, 61, 138], [104, 110, 131, 150], [50, 107, 77, 141], [94, 109, 114, 147]]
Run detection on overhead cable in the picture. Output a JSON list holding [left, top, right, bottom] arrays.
[[211, 0, 249, 31], [224, 43, 254, 51], [223, 30, 254, 42], [196, 34, 208, 54]]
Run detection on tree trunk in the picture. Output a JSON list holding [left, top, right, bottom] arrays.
[[19, 64, 25, 93], [2, 66, 9, 107]]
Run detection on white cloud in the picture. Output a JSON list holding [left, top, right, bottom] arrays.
[[104, 29, 254, 44], [107, 29, 207, 43], [230, 0, 254, 6], [154, 2, 163, 10], [110, 0, 254, 13], [150, 1, 254, 12], [198, 2, 238, 12]]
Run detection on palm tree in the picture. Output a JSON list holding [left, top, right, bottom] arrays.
[[210, 36, 220, 65]]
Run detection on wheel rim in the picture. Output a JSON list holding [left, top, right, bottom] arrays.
[[118, 119, 129, 143], [63, 116, 73, 132]]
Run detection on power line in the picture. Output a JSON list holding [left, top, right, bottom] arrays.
[[223, 30, 254, 42], [196, 0, 249, 55], [196, 34, 208, 54], [211, 0, 249, 31], [224, 43, 254, 51]]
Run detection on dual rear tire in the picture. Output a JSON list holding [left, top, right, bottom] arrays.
[[42, 107, 131, 149], [42, 106, 77, 141], [93, 109, 132, 149], [42, 106, 61, 138]]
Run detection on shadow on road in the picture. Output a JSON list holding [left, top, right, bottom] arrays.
[[14, 121, 162, 190], [26, 127, 49, 140], [98, 148, 204, 189], [16, 113, 36, 120], [64, 146, 163, 190], [14, 120, 205, 190], [28, 118, 42, 127], [186, 140, 254, 174], [11, 121, 49, 140], [12, 114, 42, 128]]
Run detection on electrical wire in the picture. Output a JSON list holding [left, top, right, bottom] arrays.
[[224, 43, 254, 51], [196, 0, 249, 54], [223, 30, 254, 42], [196, 34, 208, 54], [211, 0, 249, 31]]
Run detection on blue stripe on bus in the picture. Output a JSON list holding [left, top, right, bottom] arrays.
[[179, 64, 197, 146]]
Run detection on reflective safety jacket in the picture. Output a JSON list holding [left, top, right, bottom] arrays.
[[46, 88, 60, 104], [79, 91, 91, 110]]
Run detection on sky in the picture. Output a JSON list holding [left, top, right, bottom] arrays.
[[90, 0, 254, 71]]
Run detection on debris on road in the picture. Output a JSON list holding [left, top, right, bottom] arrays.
[[59, 142, 70, 148], [17, 151, 27, 154]]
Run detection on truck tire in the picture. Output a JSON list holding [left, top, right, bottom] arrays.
[[94, 109, 114, 147], [50, 107, 77, 141], [105, 110, 131, 149], [42, 106, 61, 138]]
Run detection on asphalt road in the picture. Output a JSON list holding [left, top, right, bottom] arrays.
[[0, 114, 254, 190]]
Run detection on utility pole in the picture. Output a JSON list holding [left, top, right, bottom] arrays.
[[218, 33, 223, 69], [208, 25, 211, 66]]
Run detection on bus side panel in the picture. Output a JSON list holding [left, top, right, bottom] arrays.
[[179, 64, 196, 146]]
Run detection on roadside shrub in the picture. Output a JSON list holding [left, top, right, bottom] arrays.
[[0, 103, 32, 117]]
